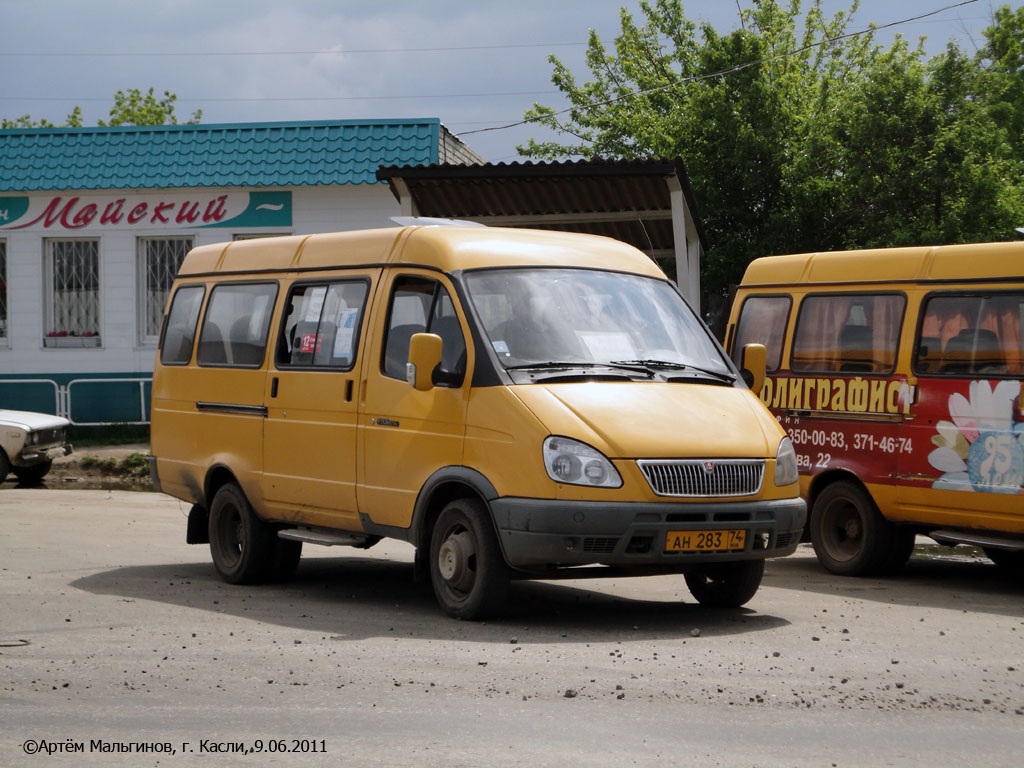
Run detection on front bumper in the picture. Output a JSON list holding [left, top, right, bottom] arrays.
[[491, 496, 806, 570], [16, 443, 72, 466]]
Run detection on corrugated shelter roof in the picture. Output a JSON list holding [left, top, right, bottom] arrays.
[[0, 118, 480, 191], [377, 158, 707, 253]]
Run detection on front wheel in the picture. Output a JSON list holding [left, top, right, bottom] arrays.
[[810, 481, 903, 576], [429, 497, 509, 620], [685, 559, 764, 608], [208, 483, 275, 584], [12, 460, 53, 485]]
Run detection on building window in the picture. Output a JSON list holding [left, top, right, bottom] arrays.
[[0, 239, 7, 342], [140, 236, 193, 343], [45, 238, 100, 346]]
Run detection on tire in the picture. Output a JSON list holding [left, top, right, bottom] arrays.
[[0, 450, 9, 484], [880, 527, 917, 574], [684, 559, 764, 608], [429, 497, 509, 620], [12, 460, 53, 485], [208, 483, 275, 584], [810, 480, 902, 576], [984, 547, 1024, 574], [269, 539, 302, 581]]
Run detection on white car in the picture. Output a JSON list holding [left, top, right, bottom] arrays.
[[0, 409, 73, 485]]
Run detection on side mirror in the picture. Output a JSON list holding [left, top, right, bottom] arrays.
[[406, 332, 443, 391], [740, 342, 767, 396]]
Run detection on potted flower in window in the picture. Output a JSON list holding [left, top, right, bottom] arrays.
[[44, 330, 101, 348]]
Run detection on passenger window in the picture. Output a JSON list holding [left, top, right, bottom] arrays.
[[791, 294, 905, 374], [160, 285, 205, 365], [732, 295, 790, 372], [915, 293, 1023, 377], [382, 277, 466, 386], [197, 282, 278, 367], [276, 281, 368, 370]]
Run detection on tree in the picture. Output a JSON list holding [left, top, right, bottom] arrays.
[[99, 88, 202, 127], [519, 0, 1024, 301], [2, 88, 201, 129]]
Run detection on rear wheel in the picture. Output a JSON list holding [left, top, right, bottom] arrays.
[[811, 480, 903, 576], [984, 547, 1024, 574], [0, 450, 9, 484], [208, 483, 275, 584], [685, 559, 764, 608], [429, 497, 509, 620], [269, 539, 302, 581], [12, 460, 53, 485]]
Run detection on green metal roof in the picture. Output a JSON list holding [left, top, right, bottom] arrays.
[[0, 118, 443, 191]]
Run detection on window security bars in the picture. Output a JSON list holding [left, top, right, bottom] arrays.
[[143, 237, 192, 339]]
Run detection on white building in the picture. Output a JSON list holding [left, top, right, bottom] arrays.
[[0, 118, 480, 422]]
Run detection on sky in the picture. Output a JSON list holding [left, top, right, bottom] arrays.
[[0, 0, 1008, 163]]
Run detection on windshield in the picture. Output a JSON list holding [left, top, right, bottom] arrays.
[[464, 268, 730, 374]]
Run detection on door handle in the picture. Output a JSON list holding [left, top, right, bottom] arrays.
[[271, 377, 279, 398]]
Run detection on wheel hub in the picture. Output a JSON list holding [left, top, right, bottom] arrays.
[[438, 530, 475, 592]]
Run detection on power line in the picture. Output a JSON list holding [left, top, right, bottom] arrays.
[[0, 90, 559, 104], [458, 0, 981, 137], [0, 42, 585, 58]]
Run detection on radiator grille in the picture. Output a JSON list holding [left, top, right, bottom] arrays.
[[637, 459, 765, 498]]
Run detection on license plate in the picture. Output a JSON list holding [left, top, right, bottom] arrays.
[[665, 529, 746, 552]]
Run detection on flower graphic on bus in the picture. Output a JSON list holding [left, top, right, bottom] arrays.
[[927, 380, 1024, 494]]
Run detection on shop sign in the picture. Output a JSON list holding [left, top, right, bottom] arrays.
[[0, 191, 291, 231]]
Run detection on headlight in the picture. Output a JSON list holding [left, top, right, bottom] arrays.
[[543, 436, 622, 488], [25, 431, 39, 446], [774, 436, 798, 487]]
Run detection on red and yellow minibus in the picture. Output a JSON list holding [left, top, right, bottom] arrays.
[[726, 242, 1023, 576]]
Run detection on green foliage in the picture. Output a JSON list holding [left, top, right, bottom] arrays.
[[520, 0, 1024, 299], [2, 89, 200, 129], [99, 88, 202, 127], [79, 453, 150, 478]]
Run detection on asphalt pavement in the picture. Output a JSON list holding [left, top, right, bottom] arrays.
[[1, 488, 1022, 767]]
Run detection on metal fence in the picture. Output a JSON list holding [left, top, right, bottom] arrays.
[[0, 377, 152, 426]]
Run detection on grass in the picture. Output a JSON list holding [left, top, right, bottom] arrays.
[[80, 452, 151, 478]]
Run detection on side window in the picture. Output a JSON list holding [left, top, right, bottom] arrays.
[[276, 280, 369, 370], [732, 295, 790, 372], [197, 282, 278, 367], [792, 293, 905, 374], [160, 285, 205, 365], [382, 276, 467, 386], [915, 293, 1023, 377]]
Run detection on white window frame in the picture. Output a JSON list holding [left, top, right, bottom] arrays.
[[138, 235, 194, 345], [44, 237, 101, 347]]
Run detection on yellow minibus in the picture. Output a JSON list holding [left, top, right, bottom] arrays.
[[151, 224, 805, 618], [726, 242, 1023, 576]]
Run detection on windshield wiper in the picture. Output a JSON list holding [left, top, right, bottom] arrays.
[[612, 359, 735, 382], [505, 361, 653, 376]]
